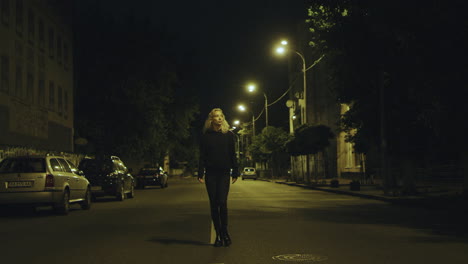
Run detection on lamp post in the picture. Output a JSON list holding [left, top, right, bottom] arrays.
[[276, 40, 307, 124], [237, 104, 255, 136], [247, 83, 268, 127], [231, 120, 241, 159]]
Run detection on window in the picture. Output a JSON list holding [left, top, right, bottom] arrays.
[[1, 0, 10, 26], [56, 34, 62, 64], [48, 81, 54, 110], [38, 18, 44, 50], [15, 62, 23, 98], [26, 67, 33, 103], [0, 55, 9, 93], [63, 42, 68, 69], [48, 27, 54, 59], [64, 90, 68, 119], [15, 0, 23, 36], [38, 72, 45, 106], [49, 158, 63, 172], [38, 54, 45, 68], [0, 157, 46, 173], [57, 85, 63, 116], [65, 159, 78, 174], [57, 158, 72, 173], [27, 8, 34, 43], [26, 46, 33, 63]]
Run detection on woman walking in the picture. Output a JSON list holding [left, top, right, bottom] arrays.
[[198, 108, 239, 247]]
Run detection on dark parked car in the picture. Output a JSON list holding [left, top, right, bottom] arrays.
[[78, 156, 135, 201], [135, 167, 168, 189]]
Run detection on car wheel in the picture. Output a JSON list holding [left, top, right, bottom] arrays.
[[81, 187, 92, 210], [127, 184, 135, 199], [54, 189, 70, 215], [116, 183, 125, 201]]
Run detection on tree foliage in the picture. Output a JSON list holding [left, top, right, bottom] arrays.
[[306, 0, 468, 163], [74, 7, 199, 165], [287, 124, 335, 156], [248, 126, 291, 176]]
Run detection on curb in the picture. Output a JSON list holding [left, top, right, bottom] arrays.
[[274, 181, 393, 202], [271, 180, 467, 210]]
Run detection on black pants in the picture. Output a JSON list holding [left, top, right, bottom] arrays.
[[205, 168, 231, 234]]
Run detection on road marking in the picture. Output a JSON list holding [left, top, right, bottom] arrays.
[[272, 254, 328, 262], [210, 221, 216, 244]]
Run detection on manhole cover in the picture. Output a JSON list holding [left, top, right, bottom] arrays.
[[272, 254, 328, 262]]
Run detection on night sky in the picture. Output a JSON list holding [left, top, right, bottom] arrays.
[[78, 0, 308, 130]]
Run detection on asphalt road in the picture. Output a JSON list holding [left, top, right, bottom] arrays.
[[1, 178, 467, 264]]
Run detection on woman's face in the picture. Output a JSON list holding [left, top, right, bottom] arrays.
[[211, 111, 224, 126]]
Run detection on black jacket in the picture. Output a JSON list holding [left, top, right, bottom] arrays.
[[198, 129, 239, 178]]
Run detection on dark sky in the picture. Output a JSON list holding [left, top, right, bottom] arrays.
[[80, 0, 308, 129]]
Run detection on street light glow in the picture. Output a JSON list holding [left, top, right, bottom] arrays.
[[247, 84, 256, 93], [238, 104, 246, 112], [233, 120, 240, 125], [276, 46, 286, 54], [281, 40, 288, 45]]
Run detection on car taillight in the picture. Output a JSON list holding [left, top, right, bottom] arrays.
[[45, 174, 54, 187]]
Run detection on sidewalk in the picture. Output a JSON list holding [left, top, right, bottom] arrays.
[[265, 178, 467, 210]]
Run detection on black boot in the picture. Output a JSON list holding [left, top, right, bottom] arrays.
[[221, 228, 231, 247], [214, 232, 223, 247]]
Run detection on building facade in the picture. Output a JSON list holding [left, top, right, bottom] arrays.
[[0, 0, 73, 158], [287, 22, 362, 183]]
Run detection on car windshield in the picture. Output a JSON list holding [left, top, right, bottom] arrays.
[[0, 158, 46, 173], [244, 168, 254, 172], [139, 169, 158, 176], [78, 159, 112, 173]]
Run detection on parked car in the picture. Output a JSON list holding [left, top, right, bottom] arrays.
[[135, 167, 168, 189], [242, 167, 257, 180], [0, 155, 92, 214], [78, 156, 135, 201]]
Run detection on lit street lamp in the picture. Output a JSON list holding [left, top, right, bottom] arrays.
[[232, 119, 240, 130], [237, 104, 255, 136], [247, 83, 269, 127], [276, 40, 307, 124], [231, 120, 241, 159]]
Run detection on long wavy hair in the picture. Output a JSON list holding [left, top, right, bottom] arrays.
[[203, 108, 230, 134]]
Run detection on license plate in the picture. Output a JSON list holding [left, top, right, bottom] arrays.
[[7, 181, 34, 188], [91, 186, 102, 191]]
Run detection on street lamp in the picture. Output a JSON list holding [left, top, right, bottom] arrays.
[[275, 40, 307, 124], [237, 103, 255, 136], [231, 121, 241, 159], [246, 83, 269, 127]]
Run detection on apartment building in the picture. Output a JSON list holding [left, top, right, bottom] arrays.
[[0, 0, 73, 157]]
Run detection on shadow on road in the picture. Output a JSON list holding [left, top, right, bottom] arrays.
[[147, 237, 211, 247], [0, 206, 81, 218], [232, 201, 468, 244]]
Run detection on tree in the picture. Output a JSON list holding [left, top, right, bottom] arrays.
[[73, 5, 199, 167], [287, 124, 335, 183], [287, 124, 334, 155], [248, 126, 291, 178], [306, 0, 468, 193]]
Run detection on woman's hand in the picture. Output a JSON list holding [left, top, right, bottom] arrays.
[[232, 177, 238, 184], [198, 177, 205, 183]]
